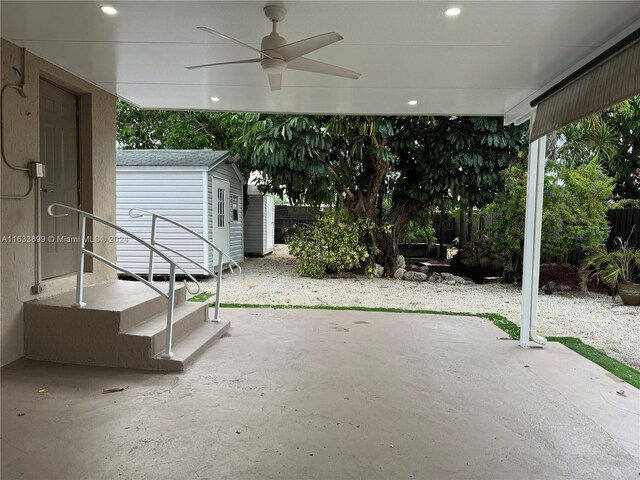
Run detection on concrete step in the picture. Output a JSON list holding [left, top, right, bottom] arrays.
[[24, 280, 228, 371], [25, 280, 186, 333], [124, 301, 209, 357], [147, 320, 231, 371]]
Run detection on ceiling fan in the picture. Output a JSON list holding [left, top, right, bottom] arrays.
[[185, 4, 361, 91]]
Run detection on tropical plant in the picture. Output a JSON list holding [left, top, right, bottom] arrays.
[[556, 96, 640, 200], [285, 212, 378, 279], [581, 232, 640, 290]]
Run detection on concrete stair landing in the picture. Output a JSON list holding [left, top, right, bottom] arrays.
[[24, 280, 229, 371]]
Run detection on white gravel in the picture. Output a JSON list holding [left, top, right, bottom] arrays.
[[204, 245, 640, 369]]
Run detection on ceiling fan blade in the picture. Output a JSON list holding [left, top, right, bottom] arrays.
[[287, 57, 361, 79], [185, 58, 261, 70], [268, 73, 282, 91], [196, 26, 273, 59], [268, 32, 343, 62]]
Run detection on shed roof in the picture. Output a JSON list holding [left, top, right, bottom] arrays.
[[116, 149, 246, 185], [116, 150, 230, 168], [116, 150, 234, 169]]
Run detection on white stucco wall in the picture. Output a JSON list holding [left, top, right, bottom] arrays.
[[1, 39, 117, 366]]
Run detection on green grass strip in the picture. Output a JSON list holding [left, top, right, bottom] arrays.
[[547, 336, 640, 389], [218, 302, 640, 389], [188, 291, 215, 303]]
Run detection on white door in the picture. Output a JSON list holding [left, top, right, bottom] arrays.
[[211, 177, 230, 263], [40, 79, 79, 279]]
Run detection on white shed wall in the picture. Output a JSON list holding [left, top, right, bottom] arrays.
[[116, 169, 207, 275], [244, 193, 275, 256]]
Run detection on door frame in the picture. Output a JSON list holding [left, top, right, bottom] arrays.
[[39, 75, 94, 278], [210, 175, 231, 264]]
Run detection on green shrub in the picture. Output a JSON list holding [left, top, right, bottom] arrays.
[[487, 160, 614, 258], [286, 212, 376, 279]]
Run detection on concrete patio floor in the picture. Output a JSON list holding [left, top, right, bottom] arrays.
[[2, 308, 639, 479]]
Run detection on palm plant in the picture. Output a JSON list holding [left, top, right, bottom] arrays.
[[581, 229, 640, 294]]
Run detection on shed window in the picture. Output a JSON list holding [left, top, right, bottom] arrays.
[[217, 188, 226, 227], [231, 194, 239, 222]]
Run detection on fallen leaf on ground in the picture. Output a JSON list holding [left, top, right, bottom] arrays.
[[536, 327, 543, 334], [102, 386, 128, 394], [37, 388, 48, 394], [616, 389, 627, 397]]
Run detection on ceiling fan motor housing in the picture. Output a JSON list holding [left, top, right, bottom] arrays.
[[261, 31, 287, 73]]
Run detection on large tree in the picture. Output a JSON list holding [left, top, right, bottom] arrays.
[[246, 115, 528, 274]]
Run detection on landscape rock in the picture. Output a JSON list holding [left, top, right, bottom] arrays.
[[452, 275, 472, 285], [446, 280, 456, 286], [403, 271, 427, 282], [396, 255, 406, 270], [394, 268, 407, 279], [440, 272, 454, 281], [450, 237, 504, 270], [428, 272, 442, 283], [478, 256, 493, 268]]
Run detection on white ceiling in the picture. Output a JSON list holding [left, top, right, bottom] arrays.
[[3, 1, 640, 118]]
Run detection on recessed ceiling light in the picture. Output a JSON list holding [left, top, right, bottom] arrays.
[[408, 100, 418, 106], [445, 7, 461, 17], [100, 5, 118, 15], [210, 97, 220, 102]]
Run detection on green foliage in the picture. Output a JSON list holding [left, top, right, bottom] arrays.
[[557, 96, 640, 200], [393, 116, 528, 210], [611, 198, 640, 209], [246, 114, 527, 271], [285, 212, 377, 278], [399, 210, 436, 246], [487, 160, 614, 257], [581, 234, 640, 289], [116, 100, 256, 176]]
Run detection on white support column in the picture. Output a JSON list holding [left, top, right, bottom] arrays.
[[520, 135, 548, 348]]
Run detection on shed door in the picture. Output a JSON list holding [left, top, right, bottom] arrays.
[[211, 177, 230, 262], [40, 79, 79, 280]]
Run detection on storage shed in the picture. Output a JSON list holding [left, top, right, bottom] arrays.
[[244, 185, 275, 256], [116, 150, 245, 276]]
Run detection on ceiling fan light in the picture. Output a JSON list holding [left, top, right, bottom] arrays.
[[210, 97, 220, 102], [261, 58, 287, 75]]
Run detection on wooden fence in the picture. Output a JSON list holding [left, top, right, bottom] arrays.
[[274, 205, 321, 243], [455, 208, 640, 266]]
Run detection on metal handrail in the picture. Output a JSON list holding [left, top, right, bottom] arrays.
[[47, 203, 187, 359], [128, 208, 242, 321]]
